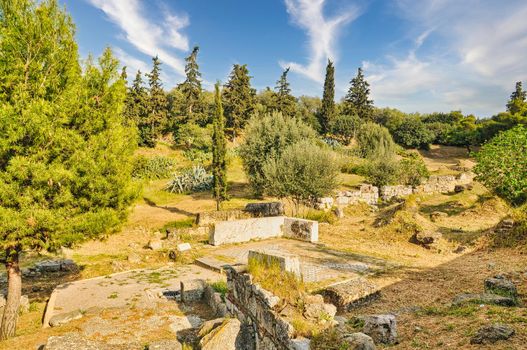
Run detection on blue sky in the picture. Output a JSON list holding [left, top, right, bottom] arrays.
[[62, 0, 527, 117]]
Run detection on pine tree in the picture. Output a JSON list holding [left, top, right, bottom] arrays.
[[223, 64, 256, 140], [178, 46, 202, 121], [145, 56, 168, 146], [506, 81, 526, 114], [320, 59, 336, 134], [273, 68, 297, 118], [124, 70, 150, 143], [0, 1, 137, 339], [344, 67, 374, 121], [212, 82, 228, 210]]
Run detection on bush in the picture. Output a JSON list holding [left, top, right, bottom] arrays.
[[239, 112, 317, 195], [263, 141, 339, 214], [392, 117, 435, 149], [360, 157, 401, 187], [474, 125, 527, 206], [331, 114, 361, 145], [165, 165, 213, 194], [175, 123, 212, 151], [398, 153, 430, 186], [356, 122, 396, 159], [132, 155, 176, 179]]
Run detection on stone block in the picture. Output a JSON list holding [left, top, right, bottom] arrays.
[[200, 318, 241, 350], [248, 249, 301, 278], [343, 332, 376, 350], [244, 202, 285, 217], [197, 210, 250, 226], [283, 217, 318, 243], [49, 309, 84, 327], [323, 279, 380, 312], [177, 243, 191, 252], [180, 279, 207, 303], [147, 239, 163, 251], [210, 216, 285, 246], [484, 275, 518, 298], [452, 293, 517, 307], [362, 314, 397, 345]]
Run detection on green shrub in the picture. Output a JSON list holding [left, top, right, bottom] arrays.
[[165, 165, 213, 194], [239, 112, 317, 195], [331, 114, 361, 145], [182, 149, 212, 163], [398, 153, 430, 186], [304, 209, 337, 224], [132, 155, 176, 179], [356, 122, 396, 159], [360, 157, 401, 187], [175, 123, 212, 151], [474, 125, 527, 206], [262, 141, 339, 214], [392, 117, 435, 149]]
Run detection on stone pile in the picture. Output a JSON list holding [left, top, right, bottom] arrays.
[[22, 259, 76, 277]]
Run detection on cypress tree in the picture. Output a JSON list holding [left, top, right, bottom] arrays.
[[212, 82, 228, 210], [344, 67, 374, 121], [125, 70, 150, 142], [178, 46, 202, 121], [320, 59, 336, 134], [146, 56, 168, 147], [273, 67, 297, 118], [223, 64, 256, 140], [506, 81, 526, 114]]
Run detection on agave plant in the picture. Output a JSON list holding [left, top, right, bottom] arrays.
[[165, 165, 213, 194]]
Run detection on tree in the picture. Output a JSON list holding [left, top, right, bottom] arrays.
[[223, 64, 256, 140], [296, 95, 322, 132], [124, 70, 150, 144], [344, 67, 374, 121], [145, 56, 168, 146], [319, 59, 336, 134], [239, 112, 317, 196], [273, 68, 297, 118], [392, 117, 435, 149], [212, 82, 228, 210], [331, 114, 361, 145], [263, 141, 338, 215], [506, 81, 526, 115], [356, 123, 396, 159], [178, 46, 202, 121], [0, 1, 137, 339], [474, 125, 527, 206]]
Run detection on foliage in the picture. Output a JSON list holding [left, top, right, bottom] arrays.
[[132, 156, 176, 180], [356, 122, 396, 158], [212, 82, 228, 209], [124, 70, 149, 144], [223, 64, 256, 139], [262, 141, 339, 214], [360, 157, 401, 187], [506, 81, 526, 115], [331, 114, 361, 145], [296, 95, 322, 132], [165, 165, 213, 194], [175, 123, 212, 151], [392, 116, 435, 149], [319, 59, 336, 134], [272, 68, 297, 118], [145, 56, 168, 146], [178, 46, 203, 122], [474, 125, 527, 206], [343, 67, 374, 121], [239, 112, 317, 196], [398, 153, 430, 186]]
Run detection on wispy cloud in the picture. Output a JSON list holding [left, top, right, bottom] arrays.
[[281, 0, 360, 83], [87, 0, 189, 76], [364, 0, 527, 116]]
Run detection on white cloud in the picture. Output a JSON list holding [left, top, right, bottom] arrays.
[[281, 0, 359, 83], [87, 0, 189, 76], [364, 0, 527, 116], [113, 47, 149, 75]]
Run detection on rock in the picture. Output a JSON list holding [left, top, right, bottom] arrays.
[[127, 253, 141, 264], [410, 231, 442, 248], [244, 202, 285, 217], [333, 207, 345, 219], [36, 260, 61, 273], [453, 245, 466, 254], [470, 324, 515, 344], [147, 239, 163, 251], [452, 293, 516, 307], [303, 301, 337, 321], [180, 279, 206, 302], [199, 318, 226, 337], [248, 249, 302, 277], [323, 279, 380, 312], [147, 340, 182, 350], [454, 184, 466, 193], [343, 332, 377, 350], [362, 314, 397, 344], [430, 211, 448, 222], [169, 315, 202, 333], [43, 333, 133, 350], [49, 309, 84, 327], [19, 295, 29, 313], [60, 259, 76, 271], [200, 318, 241, 350], [291, 337, 311, 350], [484, 275, 518, 298], [177, 243, 191, 252]]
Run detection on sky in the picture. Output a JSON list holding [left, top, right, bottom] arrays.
[[61, 0, 527, 117]]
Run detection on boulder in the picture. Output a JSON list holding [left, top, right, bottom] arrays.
[[180, 279, 207, 302], [452, 293, 516, 307], [410, 231, 442, 248], [291, 337, 311, 350], [0, 294, 29, 314], [200, 318, 241, 350], [36, 260, 61, 273], [147, 239, 163, 251], [244, 202, 284, 217], [454, 184, 466, 193], [470, 324, 515, 344], [323, 279, 380, 312], [177, 243, 191, 252], [362, 314, 397, 345], [198, 318, 226, 338], [484, 275, 518, 298], [49, 309, 84, 327], [43, 333, 132, 350], [333, 207, 345, 219], [343, 332, 377, 350], [303, 301, 337, 322]]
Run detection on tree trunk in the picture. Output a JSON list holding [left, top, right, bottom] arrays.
[[0, 249, 21, 340]]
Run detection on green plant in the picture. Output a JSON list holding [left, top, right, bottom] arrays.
[[132, 155, 176, 179], [165, 165, 213, 194], [392, 116, 435, 149], [356, 122, 396, 159], [398, 153, 430, 186], [304, 209, 337, 224], [175, 123, 212, 151], [360, 157, 401, 187], [210, 281, 228, 298], [331, 114, 361, 145]]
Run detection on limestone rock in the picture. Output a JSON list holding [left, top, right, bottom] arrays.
[[291, 337, 311, 350], [43, 333, 132, 350], [470, 324, 515, 344], [177, 243, 191, 252], [484, 275, 518, 298], [343, 332, 377, 350], [147, 340, 182, 350], [410, 231, 442, 248], [333, 207, 345, 219], [362, 314, 397, 345], [19, 295, 29, 314], [323, 279, 380, 312], [49, 309, 84, 327], [244, 202, 285, 217], [198, 318, 226, 338], [452, 293, 516, 307], [303, 301, 337, 321], [147, 239, 163, 251], [180, 279, 206, 302], [199, 318, 241, 350], [36, 260, 61, 273]]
